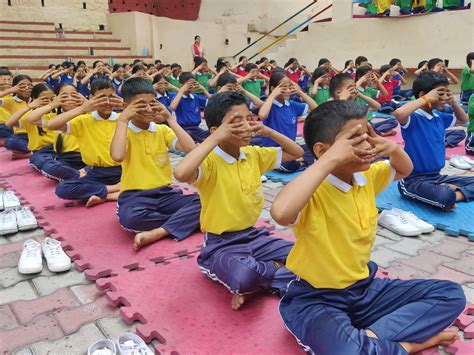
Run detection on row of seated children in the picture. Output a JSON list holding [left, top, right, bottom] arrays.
[[360, 0, 468, 16], [2, 70, 469, 354]]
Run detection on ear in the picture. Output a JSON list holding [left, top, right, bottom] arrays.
[[313, 142, 329, 159], [209, 126, 218, 134]]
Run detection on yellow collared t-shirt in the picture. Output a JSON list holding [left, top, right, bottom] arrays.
[[66, 111, 120, 167], [0, 95, 27, 133], [120, 122, 177, 192], [42, 113, 80, 154], [194, 145, 281, 235], [287, 161, 394, 290], [19, 111, 55, 151]]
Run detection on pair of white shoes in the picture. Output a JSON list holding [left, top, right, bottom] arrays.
[[18, 237, 71, 274], [0, 190, 21, 211], [88, 332, 153, 355], [449, 155, 474, 170], [378, 208, 435, 237], [0, 207, 38, 236]]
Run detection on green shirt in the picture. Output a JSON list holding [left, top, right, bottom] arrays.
[[468, 95, 474, 133], [397, 0, 413, 11], [355, 86, 379, 121], [443, 0, 461, 8], [309, 85, 330, 105], [242, 79, 265, 98], [195, 72, 212, 92], [166, 75, 180, 88], [461, 67, 474, 92]]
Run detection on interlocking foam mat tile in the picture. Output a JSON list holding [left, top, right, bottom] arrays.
[[377, 182, 474, 241], [373, 111, 396, 119], [264, 170, 302, 184], [0, 149, 36, 178]]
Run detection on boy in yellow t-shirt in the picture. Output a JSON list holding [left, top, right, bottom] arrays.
[[45, 78, 124, 207], [111, 78, 201, 251], [271, 100, 465, 354], [174, 92, 304, 310], [0, 69, 14, 145]]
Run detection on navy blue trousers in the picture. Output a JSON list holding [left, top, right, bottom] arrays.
[[0, 124, 13, 139], [279, 262, 465, 355], [280, 144, 314, 173], [183, 126, 209, 143], [466, 132, 474, 156], [399, 172, 474, 210], [29, 145, 55, 171], [379, 101, 399, 113], [4, 133, 29, 153], [197, 227, 295, 295], [41, 152, 86, 181], [460, 90, 473, 104], [392, 88, 413, 100], [55, 166, 122, 201], [117, 186, 201, 240], [445, 129, 467, 148], [370, 118, 398, 135]]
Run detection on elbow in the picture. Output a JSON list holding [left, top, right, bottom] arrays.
[[295, 145, 305, 159], [270, 204, 293, 227], [110, 151, 124, 163], [173, 167, 187, 183]]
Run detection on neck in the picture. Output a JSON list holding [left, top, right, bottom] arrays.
[[97, 111, 112, 119], [219, 142, 241, 159], [331, 168, 353, 185], [421, 104, 433, 114], [131, 119, 149, 130]]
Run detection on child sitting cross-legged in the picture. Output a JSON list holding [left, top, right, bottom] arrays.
[[174, 92, 303, 310], [111, 78, 201, 251], [271, 100, 466, 355], [394, 71, 474, 211]]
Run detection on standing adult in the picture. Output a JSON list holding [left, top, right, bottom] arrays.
[[192, 35, 205, 60]]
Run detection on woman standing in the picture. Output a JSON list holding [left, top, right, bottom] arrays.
[[192, 35, 205, 60]]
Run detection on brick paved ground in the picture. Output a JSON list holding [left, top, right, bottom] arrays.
[[1, 153, 473, 354]]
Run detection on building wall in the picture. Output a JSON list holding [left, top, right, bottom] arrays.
[[108, 0, 202, 21], [0, 0, 109, 31]]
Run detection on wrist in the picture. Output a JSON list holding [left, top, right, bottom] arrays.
[[420, 95, 432, 109]]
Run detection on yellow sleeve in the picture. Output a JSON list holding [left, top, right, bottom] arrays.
[[365, 160, 395, 196], [0, 96, 13, 111], [161, 125, 177, 149], [67, 114, 86, 137], [194, 154, 215, 190], [252, 146, 282, 174]]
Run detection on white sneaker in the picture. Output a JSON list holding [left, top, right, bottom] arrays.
[[390, 208, 435, 234], [378, 210, 422, 237], [15, 207, 38, 231], [261, 175, 268, 183], [118, 332, 153, 355], [42, 237, 71, 272], [0, 210, 18, 236], [461, 156, 474, 167], [449, 156, 471, 170], [18, 239, 43, 274], [87, 339, 117, 355], [2, 191, 21, 210]]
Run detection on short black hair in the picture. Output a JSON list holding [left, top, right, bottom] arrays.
[[355, 65, 373, 81], [304, 100, 368, 157], [379, 64, 392, 75], [132, 59, 143, 65], [245, 63, 258, 72], [193, 56, 207, 68], [329, 73, 353, 97], [466, 52, 474, 67], [269, 70, 287, 91], [155, 59, 162, 65], [412, 71, 449, 99], [311, 66, 330, 84], [153, 73, 164, 84], [194, 35, 200, 41], [171, 63, 181, 70], [0, 68, 12, 77], [238, 56, 247, 62], [344, 59, 353, 68], [204, 92, 247, 129], [418, 60, 428, 69], [216, 72, 237, 88], [92, 60, 104, 69], [90, 77, 115, 95], [31, 83, 52, 100], [113, 64, 123, 72], [121, 77, 155, 103], [12, 74, 32, 86], [77, 60, 86, 67], [389, 58, 401, 67], [318, 58, 330, 67], [55, 81, 76, 95], [355, 56, 368, 66], [179, 72, 195, 85], [427, 58, 443, 70], [131, 65, 145, 74]]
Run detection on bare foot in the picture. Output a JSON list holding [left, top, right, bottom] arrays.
[[106, 183, 121, 193], [133, 227, 169, 251], [11, 152, 31, 160], [79, 168, 87, 178], [401, 331, 458, 353], [0, 139, 4, 147], [85, 195, 105, 208], [231, 294, 245, 310]]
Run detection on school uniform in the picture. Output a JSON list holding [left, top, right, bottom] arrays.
[[465, 95, 474, 155], [377, 79, 398, 113], [76, 82, 90, 98], [392, 71, 413, 100], [18, 112, 56, 171], [59, 74, 73, 86], [398, 108, 474, 209], [156, 92, 176, 113], [174, 93, 209, 143], [261, 100, 313, 172], [1, 96, 30, 153], [0, 106, 13, 139], [309, 85, 330, 105], [286, 68, 302, 84], [116, 122, 200, 238], [113, 78, 123, 98], [242, 79, 265, 98], [460, 66, 474, 104], [46, 76, 60, 91], [166, 74, 180, 89], [55, 111, 121, 201], [195, 145, 295, 295], [280, 161, 466, 354]]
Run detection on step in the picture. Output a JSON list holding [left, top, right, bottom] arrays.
[[0, 45, 132, 57], [0, 56, 151, 67], [0, 37, 122, 47], [0, 20, 55, 31], [0, 29, 114, 39]]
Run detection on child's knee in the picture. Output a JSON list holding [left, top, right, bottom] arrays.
[[117, 205, 140, 230], [440, 281, 466, 315], [55, 181, 74, 199], [438, 185, 457, 209]]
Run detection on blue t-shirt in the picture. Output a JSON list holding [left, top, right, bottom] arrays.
[[59, 75, 73, 86], [401, 108, 455, 175], [113, 79, 123, 97], [261, 99, 308, 147], [299, 75, 311, 92], [392, 70, 405, 91], [157, 92, 176, 113], [46, 76, 60, 91], [174, 94, 207, 127], [76, 82, 90, 98]]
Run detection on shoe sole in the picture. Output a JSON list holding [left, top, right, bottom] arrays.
[[4, 205, 21, 210], [449, 162, 471, 170], [18, 224, 38, 231], [18, 266, 43, 274], [0, 228, 19, 236], [47, 263, 72, 273], [378, 221, 421, 237]]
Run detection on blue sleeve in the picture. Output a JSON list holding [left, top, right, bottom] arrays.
[[290, 100, 308, 117], [196, 94, 208, 109], [402, 113, 418, 132], [168, 91, 177, 100], [439, 111, 455, 129]]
